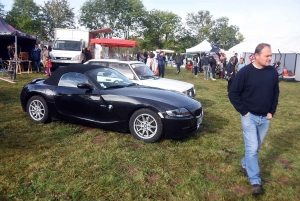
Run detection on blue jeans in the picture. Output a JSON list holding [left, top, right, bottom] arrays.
[[241, 113, 270, 185], [158, 64, 165, 78], [33, 60, 40, 72], [176, 63, 181, 73]]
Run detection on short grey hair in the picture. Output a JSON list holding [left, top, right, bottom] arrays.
[[255, 43, 271, 54]]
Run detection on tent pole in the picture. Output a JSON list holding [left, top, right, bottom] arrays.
[[13, 35, 17, 81]]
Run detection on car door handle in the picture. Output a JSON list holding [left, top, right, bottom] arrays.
[[57, 93, 63, 96]]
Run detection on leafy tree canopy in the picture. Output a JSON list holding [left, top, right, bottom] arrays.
[[5, 0, 41, 35], [40, 0, 75, 41]]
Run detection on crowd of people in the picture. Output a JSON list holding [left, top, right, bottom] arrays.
[[136, 49, 247, 85]]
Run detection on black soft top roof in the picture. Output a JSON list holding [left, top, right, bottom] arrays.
[[44, 64, 105, 86]]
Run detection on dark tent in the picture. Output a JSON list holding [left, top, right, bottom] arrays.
[[0, 17, 37, 61]]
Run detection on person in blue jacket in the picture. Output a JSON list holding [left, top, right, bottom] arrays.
[[30, 44, 41, 73], [157, 51, 166, 78]]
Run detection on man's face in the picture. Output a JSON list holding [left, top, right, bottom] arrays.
[[35, 45, 38, 49], [255, 46, 272, 67]]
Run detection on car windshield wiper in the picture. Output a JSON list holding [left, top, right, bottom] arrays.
[[104, 85, 126, 89], [141, 75, 156, 79], [126, 83, 137, 87]]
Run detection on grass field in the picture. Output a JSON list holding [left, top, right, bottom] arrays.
[[0, 67, 300, 200]]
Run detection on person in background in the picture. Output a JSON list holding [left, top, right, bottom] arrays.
[[143, 49, 148, 64], [146, 53, 154, 71], [48, 45, 52, 52], [42, 46, 49, 73], [138, 51, 145, 63], [165, 54, 168, 67], [30, 44, 41, 73], [157, 51, 165, 78], [237, 58, 246, 72], [228, 43, 279, 195], [217, 59, 224, 79], [201, 53, 210, 80], [221, 55, 227, 79], [225, 57, 236, 92], [233, 52, 238, 66], [84, 47, 92, 62], [45, 56, 52, 76], [209, 55, 217, 80], [7, 43, 15, 60], [174, 52, 182, 74], [192, 57, 198, 77]]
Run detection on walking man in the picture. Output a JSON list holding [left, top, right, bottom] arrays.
[[174, 52, 181, 74], [228, 43, 280, 195], [201, 53, 210, 80]]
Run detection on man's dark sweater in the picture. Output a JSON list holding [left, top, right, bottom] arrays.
[[228, 63, 279, 116]]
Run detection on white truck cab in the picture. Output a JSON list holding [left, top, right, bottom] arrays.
[[51, 29, 90, 68]]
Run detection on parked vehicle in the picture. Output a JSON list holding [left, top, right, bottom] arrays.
[[20, 64, 203, 142], [85, 59, 196, 98], [51, 29, 90, 68]]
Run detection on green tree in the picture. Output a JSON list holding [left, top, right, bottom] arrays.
[[208, 17, 244, 50], [140, 10, 182, 50], [0, 1, 5, 18], [175, 29, 198, 53], [185, 10, 213, 43], [5, 0, 41, 35], [40, 0, 75, 41], [79, 0, 145, 39]]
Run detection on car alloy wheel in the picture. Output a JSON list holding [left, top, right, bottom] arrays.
[[129, 109, 163, 142], [26, 96, 49, 123]]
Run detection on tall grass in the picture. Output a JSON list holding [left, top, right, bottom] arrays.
[[0, 67, 299, 200]]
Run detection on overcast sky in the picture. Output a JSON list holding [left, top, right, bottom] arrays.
[[2, 0, 300, 41]]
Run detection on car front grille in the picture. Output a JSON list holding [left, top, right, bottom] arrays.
[[56, 57, 72, 60]]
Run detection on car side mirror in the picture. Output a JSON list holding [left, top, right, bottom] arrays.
[[77, 83, 93, 90]]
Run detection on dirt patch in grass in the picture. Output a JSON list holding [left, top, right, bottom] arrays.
[[128, 143, 144, 149], [231, 185, 248, 196], [205, 192, 219, 200], [128, 165, 137, 175], [277, 156, 293, 170], [81, 126, 95, 132], [146, 174, 160, 185], [92, 134, 107, 145], [205, 174, 219, 182], [278, 176, 290, 186]]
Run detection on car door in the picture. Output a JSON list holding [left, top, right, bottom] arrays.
[[54, 72, 103, 122]]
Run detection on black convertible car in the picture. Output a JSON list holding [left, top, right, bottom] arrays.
[[20, 65, 203, 142]]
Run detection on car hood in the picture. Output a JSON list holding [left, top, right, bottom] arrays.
[[102, 85, 199, 109], [134, 77, 194, 93]]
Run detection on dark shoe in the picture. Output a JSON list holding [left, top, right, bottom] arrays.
[[252, 184, 263, 195], [240, 167, 248, 177]]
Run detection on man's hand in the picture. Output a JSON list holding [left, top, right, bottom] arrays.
[[267, 113, 273, 120], [244, 112, 250, 116]]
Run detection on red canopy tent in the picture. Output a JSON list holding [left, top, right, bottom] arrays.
[[90, 38, 138, 48]]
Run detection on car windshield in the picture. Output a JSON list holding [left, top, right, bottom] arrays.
[[53, 40, 82, 51], [87, 68, 133, 89], [130, 63, 156, 80]]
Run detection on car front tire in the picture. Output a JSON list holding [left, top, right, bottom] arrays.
[[26, 96, 49, 123], [129, 109, 163, 142]]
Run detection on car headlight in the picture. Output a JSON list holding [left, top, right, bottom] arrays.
[[166, 108, 191, 117], [71, 55, 81, 61]]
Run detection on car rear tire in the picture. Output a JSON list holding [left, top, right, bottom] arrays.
[[129, 109, 163, 142], [26, 96, 49, 123]]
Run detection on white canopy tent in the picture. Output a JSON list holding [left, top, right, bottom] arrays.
[[186, 40, 211, 53], [229, 36, 300, 81]]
